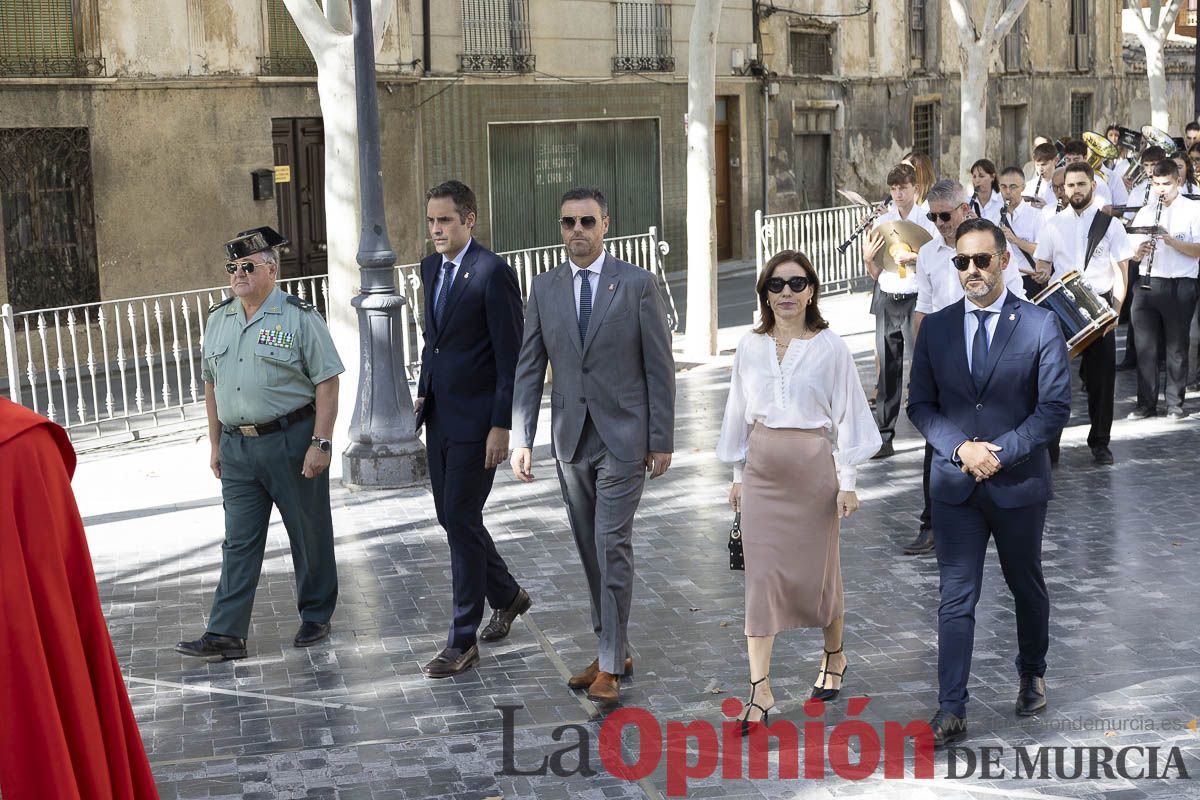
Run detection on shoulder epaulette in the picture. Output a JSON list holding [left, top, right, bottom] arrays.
[[208, 296, 235, 314], [285, 294, 315, 311]]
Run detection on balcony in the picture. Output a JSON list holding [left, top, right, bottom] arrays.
[[613, 1, 674, 73], [460, 0, 534, 73]]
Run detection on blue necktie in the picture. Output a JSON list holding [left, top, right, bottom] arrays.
[[971, 309, 990, 391], [578, 269, 592, 345], [434, 261, 454, 324]]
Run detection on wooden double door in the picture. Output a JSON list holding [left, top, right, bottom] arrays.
[[271, 118, 326, 279]]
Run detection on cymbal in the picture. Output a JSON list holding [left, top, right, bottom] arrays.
[[837, 188, 871, 207], [873, 220, 933, 274]]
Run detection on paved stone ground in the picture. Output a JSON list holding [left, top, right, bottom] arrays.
[[69, 293, 1200, 799]]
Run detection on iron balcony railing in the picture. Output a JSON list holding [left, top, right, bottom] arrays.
[[2, 229, 674, 443], [459, 0, 535, 73], [613, 1, 674, 73]]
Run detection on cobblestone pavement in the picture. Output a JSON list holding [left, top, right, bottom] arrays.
[[71, 294, 1200, 799]]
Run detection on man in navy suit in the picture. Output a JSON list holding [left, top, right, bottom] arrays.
[[415, 180, 531, 678], [907, 218, 1071, 746]]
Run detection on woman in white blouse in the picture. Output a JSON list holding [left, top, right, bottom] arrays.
[[716, 250, 880, 735]]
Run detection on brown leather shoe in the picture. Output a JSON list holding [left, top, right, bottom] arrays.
[[587, 671, 620, 704], [567, 656, 634, 690]]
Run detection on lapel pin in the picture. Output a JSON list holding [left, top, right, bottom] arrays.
[[1009, 313, 1016, 320], [463, 272, 470, 279], [608, 283, 615, 291]]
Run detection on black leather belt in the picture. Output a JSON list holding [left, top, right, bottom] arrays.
[[222, 403, 315, 438], [883, 292, 917, 302]]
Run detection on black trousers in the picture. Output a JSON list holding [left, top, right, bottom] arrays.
[[1079, 320, 1117, 448], [919, 442, 934, 533], [874, 293, 917, 443], [1119, 260, 1139, 365], [426, 412, 520, 650], [1131, 277, 1200, 414]]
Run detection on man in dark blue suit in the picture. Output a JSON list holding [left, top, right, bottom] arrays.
[[415, 180, 531, 678], [907, 218, 1071, 746]]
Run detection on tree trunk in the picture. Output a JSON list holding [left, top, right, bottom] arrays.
[[684, 0, 722, 359], [958, 43, 990, 188], [313, 45, 362, 455], [1142, 34, 1171, 131]]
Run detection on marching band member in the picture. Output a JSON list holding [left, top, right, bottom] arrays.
[[997, 166, 1045, 299], [969, 159, 1004, 223], [862, 164, 939, 459], [1127, 160, 1200, 421], [1028, 142, 1059, 209], [1061, 140, 1113, 211], [903, 152, 936, 208], [1033, 162, 1133, 464]]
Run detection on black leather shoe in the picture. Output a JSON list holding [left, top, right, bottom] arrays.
[[903, 529, 935, 555], [1091, 445, 1114, 465], [480, 587, 532, 642], [294, 621, 331, 647], [1166, 409, 1186, 422], [422, 645, 479, 678], [871, 440, 895, 460], [175, 632, 247, 660], [1126, 408, 1155, 420], [929, 709, 968, 748], [1016, 674, 1047, 716]]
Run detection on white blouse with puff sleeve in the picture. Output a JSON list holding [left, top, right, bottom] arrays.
[[715, 329, 881, 491]]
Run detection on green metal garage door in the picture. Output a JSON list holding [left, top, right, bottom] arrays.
[[488, 118, 662, 253]]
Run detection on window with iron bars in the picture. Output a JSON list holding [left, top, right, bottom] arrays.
[[912, 102, 939, 173], [1068, 0, 1091, 72], [613, 1, 673, 73], [1001, 0, 1025, 73], [790, 30, 833, 75], [260, 0, 318, 76], [0, 0, 104, 77], [460, 0, 534, 73], [909, 0, 926, 70], [1070, 93, 1093, 141]]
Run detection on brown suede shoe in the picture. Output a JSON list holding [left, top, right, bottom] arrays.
[[567, 657, 634, 690], [587, 671, 620, 704]]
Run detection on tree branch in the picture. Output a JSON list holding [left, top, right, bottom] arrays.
[[992, 0, 1030, 44], [947, 0, 979, 49], [327, 0, 351, 34], [1157, 0, 1186, 37], [1125, 0, 1152, 36], [282, 0, 335, 52]]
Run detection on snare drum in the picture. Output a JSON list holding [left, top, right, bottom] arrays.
[[1031, 270, 1118, 358]]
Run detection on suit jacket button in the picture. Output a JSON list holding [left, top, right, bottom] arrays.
[[976, 403, 983, 411], [434, 347, 439, 354]]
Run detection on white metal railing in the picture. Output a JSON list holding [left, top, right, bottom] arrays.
[[2, 228, 673, 441], [754, 205, 871, 294]]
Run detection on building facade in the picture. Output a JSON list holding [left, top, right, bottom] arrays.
[[0, 0, 1195, 312]]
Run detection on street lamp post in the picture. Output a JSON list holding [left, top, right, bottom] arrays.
[[342, 0, 427, 487]]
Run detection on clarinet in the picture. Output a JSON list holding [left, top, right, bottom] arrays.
[[836, 198, 891, 254], [970, 189, 981, 219], [1140, 193, 1165, 290]]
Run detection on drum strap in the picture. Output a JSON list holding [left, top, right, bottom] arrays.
[[1083, 211, 1114, 270]]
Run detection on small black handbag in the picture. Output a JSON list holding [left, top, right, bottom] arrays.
[[728, 511, 744, 571]]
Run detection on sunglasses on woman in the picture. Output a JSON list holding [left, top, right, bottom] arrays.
[[765, 276, 810, 293], [225, 261, 261, 274], [950, 251, 1005, 271]]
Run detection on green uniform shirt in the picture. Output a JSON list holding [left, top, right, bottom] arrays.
[[201, 286, 345, 425]]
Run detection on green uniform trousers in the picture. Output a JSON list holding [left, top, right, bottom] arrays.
[[208, 415, 338, 639]]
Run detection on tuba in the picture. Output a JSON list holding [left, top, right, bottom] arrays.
[[1083, 131, 1118, 182], [1127, 125, 1179, 185]]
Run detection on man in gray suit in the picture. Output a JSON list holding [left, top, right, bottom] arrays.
[[510, 187, 676, 705]]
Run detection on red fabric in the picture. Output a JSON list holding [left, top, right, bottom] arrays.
[[0, 398, 159, 799]]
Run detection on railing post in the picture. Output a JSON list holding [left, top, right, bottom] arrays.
[[2, 304, 21, 403], [754, 208, 765, 278]]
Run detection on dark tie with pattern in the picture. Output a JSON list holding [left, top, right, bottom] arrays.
[[578, 269, 592, 345], [971, 309, 990, 391], [434, 261, 454, 324]]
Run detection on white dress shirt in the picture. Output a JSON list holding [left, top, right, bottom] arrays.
[[871, 203, 938, 294], [1027, 173, 1057, 208], [971, 191, 1004, 225], [716, 330, 881, 490], [916, 236, 1027, 315], [432, 238, 473, 307], [1002, 200, 1044, 273], [569, 251, 606, 316], [1091, 176, 1113, 207], [1033, 201, 1134, 295], [963, 289, 1008, 372], [1128, 195, 1200, 280]]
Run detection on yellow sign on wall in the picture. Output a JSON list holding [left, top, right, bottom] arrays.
[[274, 165, 292, 183]]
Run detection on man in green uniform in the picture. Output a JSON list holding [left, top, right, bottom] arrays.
[[176, 226, 344, 659]]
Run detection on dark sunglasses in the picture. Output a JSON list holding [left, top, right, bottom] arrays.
[[951, 251, 1005, 271], [225, 261, 263, 274], [560, 215, 600, 230], [765, 276, 810, 294], [926, 211, 956, 223]]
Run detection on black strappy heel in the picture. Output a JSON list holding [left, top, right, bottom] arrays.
[[738, 675, 775, 736], [811, 646, 848, 702]]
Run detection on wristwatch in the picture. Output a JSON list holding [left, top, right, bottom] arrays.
[[310, 436, 332, 453]]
